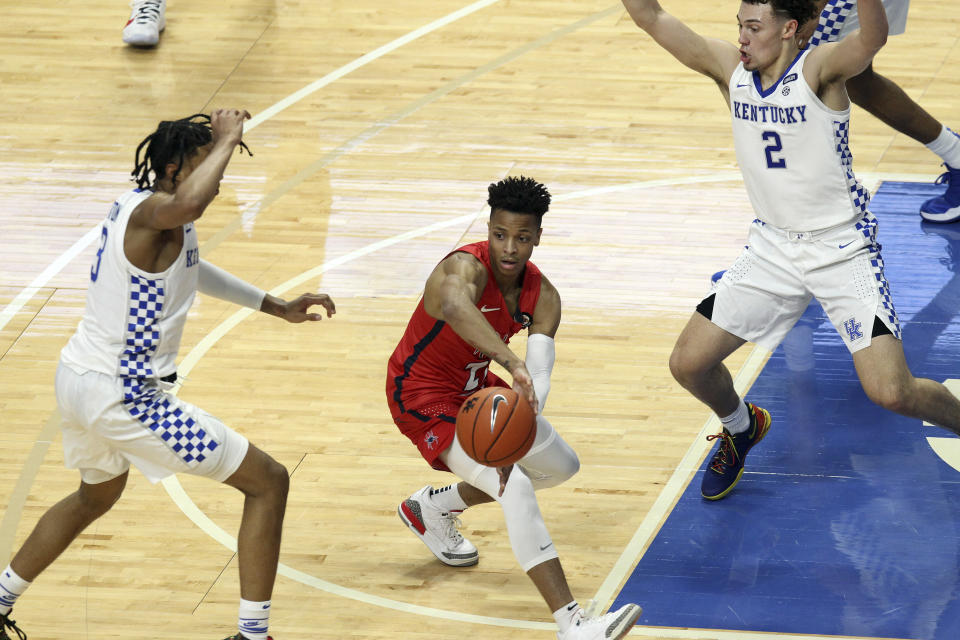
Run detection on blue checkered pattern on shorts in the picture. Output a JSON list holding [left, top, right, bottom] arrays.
[[125, 389, 219, 465], [119, 274, 220, 466], [833, 121, 871, 213], [855, 214, 902, 339], [808, 0, 855, 48]]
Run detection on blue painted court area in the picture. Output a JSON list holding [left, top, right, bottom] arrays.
[[614, 181, 960, 639]]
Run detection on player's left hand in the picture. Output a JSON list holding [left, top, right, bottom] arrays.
[[496, 464, 513, 497], [276, 293, 336, 323]]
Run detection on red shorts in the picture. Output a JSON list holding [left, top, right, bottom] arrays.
[[388, 373, 509, 472]]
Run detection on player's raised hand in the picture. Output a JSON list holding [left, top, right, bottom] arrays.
[[210, 108, 251, 147], [262, 293, 336, 323], [509, 361, 539, 415]]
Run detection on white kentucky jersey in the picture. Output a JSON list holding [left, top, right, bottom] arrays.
[[60, 188, 200, 381], [729, 48, 870, 231]]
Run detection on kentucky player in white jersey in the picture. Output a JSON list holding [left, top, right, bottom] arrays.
[[620, 0, 960, 501], [803, 0, 960, 222], [0, 109, 335, 640]]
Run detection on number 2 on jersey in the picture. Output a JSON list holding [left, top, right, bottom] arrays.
[[762, 131, 786, 169], [464, 360, 490, 393], [90, 225, 108, 282]]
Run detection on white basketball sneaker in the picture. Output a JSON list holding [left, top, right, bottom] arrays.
[[122, 0, 166, 46], [398, 485, 479, 566], [557, 603, 643, 640]]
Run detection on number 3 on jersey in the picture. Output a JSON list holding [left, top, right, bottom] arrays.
[[90, 225, 108, 282], [762, 131, 786, 169], [464, 361, 490, 392]]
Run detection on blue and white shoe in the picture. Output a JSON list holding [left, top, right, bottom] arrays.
[[920, 158, 960, 224]]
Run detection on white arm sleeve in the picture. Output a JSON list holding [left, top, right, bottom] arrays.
[[526, 333, 556, 412], [198, 260, 266, 310]]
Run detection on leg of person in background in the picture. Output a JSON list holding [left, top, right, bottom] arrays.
[[122, 0, 167, 47], [845, 64, 960, 223]]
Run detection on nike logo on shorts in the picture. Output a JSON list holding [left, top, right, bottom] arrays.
[[480, 305, 500, 313], [839, 241, 855, 249]]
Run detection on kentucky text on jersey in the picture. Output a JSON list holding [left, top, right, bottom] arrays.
[[732, 101, 808, 125]]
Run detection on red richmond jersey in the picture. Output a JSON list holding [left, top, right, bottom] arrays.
[[386, 241, 543, 415]]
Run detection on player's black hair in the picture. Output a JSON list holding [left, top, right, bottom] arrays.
[[743, 0, 819, 26], [487, 176, 551, 224], [131, 114, 252, 189]]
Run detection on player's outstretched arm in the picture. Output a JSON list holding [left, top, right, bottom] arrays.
[[424, 252, 538, 412], [136, 108, 252, 231], [621, 0, 740, 86], [809, 0, 887, 86], [199, 259, 336, 323], [261, 292, 336, 323]]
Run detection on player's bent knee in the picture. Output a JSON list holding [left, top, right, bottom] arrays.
[[557, 451, 580, 482], [78, 477, 126, 517], [669, 347, 700, 387], [264, 459, 290, 498], [864, 381, 911, 415]]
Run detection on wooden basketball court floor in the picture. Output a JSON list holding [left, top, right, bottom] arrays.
[[0, 1, 957, 638]]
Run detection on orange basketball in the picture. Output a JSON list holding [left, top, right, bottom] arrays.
[[456, 387, 537, 467]]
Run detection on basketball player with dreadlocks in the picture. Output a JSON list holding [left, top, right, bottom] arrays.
[[0, 109, 335, 640]]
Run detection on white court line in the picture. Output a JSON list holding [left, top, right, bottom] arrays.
[[246, 0, 502, 130], [0, 0, 502, 335], [0, 224, 103, 332], [160, 178, 897, 640], [591, 344, 770, 610]]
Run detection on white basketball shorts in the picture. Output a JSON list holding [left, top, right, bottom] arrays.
[[819, 0, 909, 42], [707, 212, 902, 354], [842, 0, 909, 38], [56, 362, 249, 485]]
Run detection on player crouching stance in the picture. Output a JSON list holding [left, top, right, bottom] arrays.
[[0, 110, 335, 640], [386, 177, 641, 640]]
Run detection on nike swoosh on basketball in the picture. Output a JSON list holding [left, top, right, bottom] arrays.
[[480, 305, 500, 312], [490, 394, 508, 433]]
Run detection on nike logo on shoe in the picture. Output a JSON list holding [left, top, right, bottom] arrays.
[[480, 305, 500, 312]]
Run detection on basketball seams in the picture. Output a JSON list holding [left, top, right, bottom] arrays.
[[456, 387, 535, 467], [469, 391, 494, 463], [483, 397, 518, 464]]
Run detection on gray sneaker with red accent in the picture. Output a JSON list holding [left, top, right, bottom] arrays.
[[398, 485, 479, 566]]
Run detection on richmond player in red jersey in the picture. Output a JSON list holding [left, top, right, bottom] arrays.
[[386, 177, 641, 640]]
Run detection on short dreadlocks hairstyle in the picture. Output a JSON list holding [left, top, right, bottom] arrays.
[[130, 113, 252, 190], [743, 0, 819, 25], [487, 176, 551, 225]]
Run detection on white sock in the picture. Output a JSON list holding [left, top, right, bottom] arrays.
[[238, 599, 271, 640], [428, 484, 467, 513], [0, 565, 30, 616], [720, 400, 750, 435], [926, 125, 960, 167], [553, 600, 582, 633]]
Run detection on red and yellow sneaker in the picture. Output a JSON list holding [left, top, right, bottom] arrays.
[[701, 403, 772, 501]]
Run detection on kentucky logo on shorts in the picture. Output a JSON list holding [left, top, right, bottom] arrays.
[[843, 317, 864, 342]]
